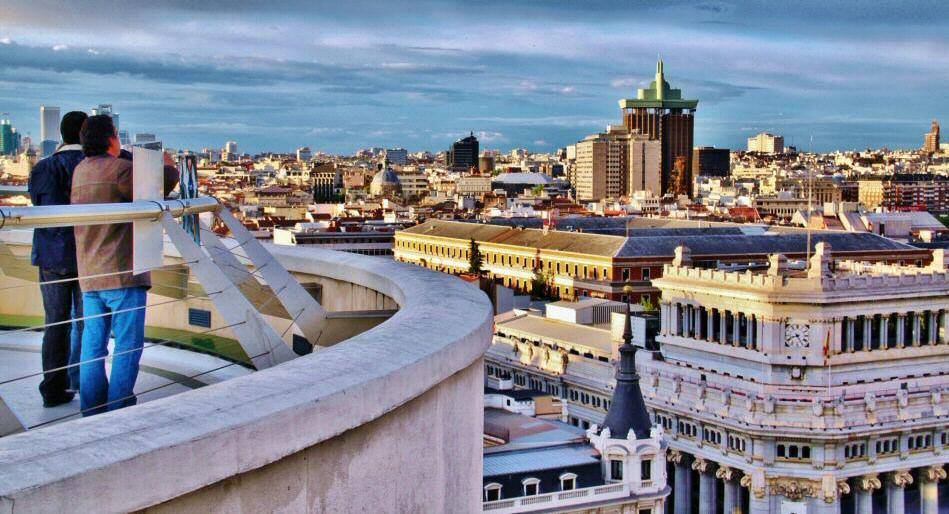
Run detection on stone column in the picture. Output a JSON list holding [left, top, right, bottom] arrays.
[[684, 305, 692, 337], [669, 451, 691, 514], [716, 466, 739, 514], [694, 306, 703, 340], [920, 465, 947, 514], [845, 318, 855, 352], [670, 303, 679, 336], [708, 309, 717, 343], [733, 313, 742, 347], [741, 474, 768, 514], [746, 315, 756, 349], [939, 310, 949, 344], [886, 469, 913, 514], [928, 311, 938, 345], [879, 315, 889, 349], [862, 317, 872, 351], [912, 312, 921, 346], [720, 311, 729, 344], [693, 458, 714, 514], [896, 314, 906, 348], [854, 474, 881, 514]]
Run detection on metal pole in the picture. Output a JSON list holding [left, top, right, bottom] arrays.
[[0, 197, 219, 229]]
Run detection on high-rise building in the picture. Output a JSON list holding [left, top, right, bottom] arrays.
[[448, 132, 479, 171], [692, 146, 730, 178], [90, 104, 119, 131], [384, 148, 408, 166], [575, 126, 628, 201], [924, 120, 940, 153], [628, 136, 662, 196], [296, 146, 313, 162], [574, 125, 660, 201], [223, 141, 239, 161], [39, 105, 60, 145], [747, 132, 784, 154], [619, 60, 698, 197], [134, 133, 156, 144], [0, 117, 18, 156]]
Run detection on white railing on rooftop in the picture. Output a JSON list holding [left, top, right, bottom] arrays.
[[482, 482, 639, 514]]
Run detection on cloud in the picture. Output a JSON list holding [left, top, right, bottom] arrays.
[[52, 44, 68, 51]]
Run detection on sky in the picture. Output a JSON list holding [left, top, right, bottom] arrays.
[[0, 0, 947, 155]]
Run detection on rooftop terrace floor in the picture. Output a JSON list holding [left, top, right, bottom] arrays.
[[0, 330, 251, 432]]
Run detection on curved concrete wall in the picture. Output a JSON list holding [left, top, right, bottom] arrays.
[[0, 243, 493, 513]]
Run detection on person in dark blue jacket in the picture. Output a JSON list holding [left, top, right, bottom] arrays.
[[28, 110, 88, 407]]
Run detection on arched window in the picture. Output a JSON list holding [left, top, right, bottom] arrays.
[[484, 483, 502, 502], [560, 473, 577, 491], [522, 477, 541, 496]]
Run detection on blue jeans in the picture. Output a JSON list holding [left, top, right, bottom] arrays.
[[69, 304, 82, 390], [79, 287, 147, 416]]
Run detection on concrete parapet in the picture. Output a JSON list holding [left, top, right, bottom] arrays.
[[0, 240, 493, 513]]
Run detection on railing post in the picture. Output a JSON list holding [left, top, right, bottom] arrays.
[[162, 212, 296, 369], [215, 208, 328, 346]]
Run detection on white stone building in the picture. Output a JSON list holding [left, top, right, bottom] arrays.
[[646, 245, 947, 513]]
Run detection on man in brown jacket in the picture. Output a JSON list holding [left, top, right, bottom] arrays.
[[71, 114, 179, 416]]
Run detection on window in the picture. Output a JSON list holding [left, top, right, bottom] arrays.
[[560, 473, 577, 491], [703, 427, 723, 446], [776, 442, 812, 462], [522, 478, 540, 496], [610, 459, 624, 480], [641, 459, 652, 480], [484, 483, 502, 502], [642, 268, 651, 280], [188, 308, 212, 328], [728, 435, 747, 454], [844, 442, 866, 460], [875, 437, 899, 455]]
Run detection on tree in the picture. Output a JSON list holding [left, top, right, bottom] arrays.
[[639, 295, 658, 312], [468, 238, 483, 274]]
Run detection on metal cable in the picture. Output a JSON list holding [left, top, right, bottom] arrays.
[[26, 348, 272, 430], [0, 319, 248, 387], [0, 260, 197, 293]]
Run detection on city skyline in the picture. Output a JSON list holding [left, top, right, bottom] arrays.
[[1, 1, 947, 154]]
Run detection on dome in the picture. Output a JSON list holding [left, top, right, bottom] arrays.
[[370, 167, 402, 197]]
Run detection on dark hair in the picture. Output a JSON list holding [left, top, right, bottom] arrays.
[[60, 111, 88, 145], [80, 115, 116, 157]]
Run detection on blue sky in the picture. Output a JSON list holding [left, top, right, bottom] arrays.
[[0, 1, 946, 154]]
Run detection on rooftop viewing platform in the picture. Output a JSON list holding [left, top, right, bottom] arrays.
[[0, 197, 493, 513]]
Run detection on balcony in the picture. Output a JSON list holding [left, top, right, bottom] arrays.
[[0, 198, 493, 513]]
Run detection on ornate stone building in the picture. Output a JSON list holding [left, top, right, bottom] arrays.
[[645, 245, 948, 513], [484, 245, 948, 513]]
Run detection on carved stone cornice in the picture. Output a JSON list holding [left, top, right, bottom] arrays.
[[889, 469, 914, 488], [666, 449, 683, 464], [691, 457, 709, 474], [855, 474, 882, 492], [922, 465, 948, 483], [715, 465, 735, 482]]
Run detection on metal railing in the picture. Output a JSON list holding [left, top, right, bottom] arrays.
[[0, 196, 326, 433]]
